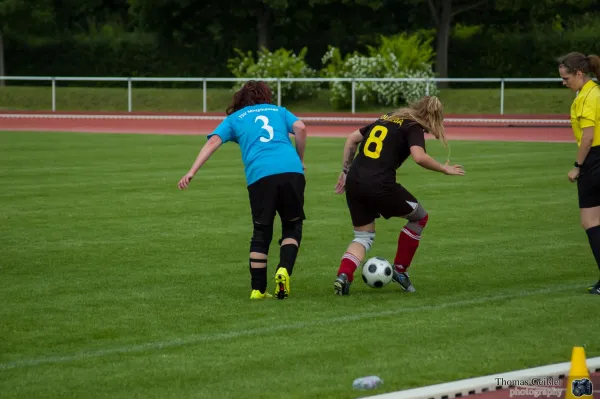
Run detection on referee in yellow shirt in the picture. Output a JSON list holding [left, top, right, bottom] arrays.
[[558, 52, 600, 295]]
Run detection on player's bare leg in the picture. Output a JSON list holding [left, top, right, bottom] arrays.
[[335, 221, 375, 295]]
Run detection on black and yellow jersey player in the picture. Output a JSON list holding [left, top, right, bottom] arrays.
[[558, 52, 600, 294], [331, 96, 465, 296]]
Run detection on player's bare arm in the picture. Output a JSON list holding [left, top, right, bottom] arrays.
[[178, 135, 223, 190], [569, 126, 594, 182], [342, 130, 363, 172], [410, 145, 465, 176], [292, 120, 307, 164], [335, 130, 363, 194]]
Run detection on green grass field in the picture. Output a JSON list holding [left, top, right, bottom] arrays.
[[1, 131, 599, 399], [0, 85, 575, 114]]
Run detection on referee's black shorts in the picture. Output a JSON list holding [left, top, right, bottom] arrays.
[[577, 147, 600, 208], [345, 177, 418, 227]]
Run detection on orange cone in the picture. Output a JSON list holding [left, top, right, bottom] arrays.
[[565, 347, 593, 399]]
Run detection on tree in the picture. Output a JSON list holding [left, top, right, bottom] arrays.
[[52, 0, 131, 36], [425, 0, 489, 80], [129, 0, 291, 52], [243, 0, 290, 50], [0, 0, 55, 85], [313, 0, 490, 80], [494, 0, 597, 28], [310, 0, 488, 82]]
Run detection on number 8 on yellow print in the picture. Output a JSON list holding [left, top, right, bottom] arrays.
[[363, 125, 388, 159]]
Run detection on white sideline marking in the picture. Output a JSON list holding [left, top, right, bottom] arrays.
[[0, 283, 586, 371], [360, 358, 600, 399], [0, 113, 571, 125]]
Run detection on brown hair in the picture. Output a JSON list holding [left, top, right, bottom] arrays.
[[558, 52, 600, 80], [226, 80, 273, 115], [389, 96, 447, 146]]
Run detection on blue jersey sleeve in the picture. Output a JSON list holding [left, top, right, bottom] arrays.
[[282, 107, 300, 134], [207, 118, 236, 143]]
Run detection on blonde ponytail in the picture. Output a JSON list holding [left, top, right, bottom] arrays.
[[389, 96, 447, 146]]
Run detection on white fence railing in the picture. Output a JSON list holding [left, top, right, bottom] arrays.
[[0, 76, 565, 115]]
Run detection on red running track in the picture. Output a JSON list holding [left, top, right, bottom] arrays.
[[0, 114, 575, 143]]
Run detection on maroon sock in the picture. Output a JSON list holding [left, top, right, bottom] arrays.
[[394, 227, 421, 272], [338, 252, 360, 282]]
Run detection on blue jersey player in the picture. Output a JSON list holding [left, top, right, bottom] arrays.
[[178, 80, 308, 300]]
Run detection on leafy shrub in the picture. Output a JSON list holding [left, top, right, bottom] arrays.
[[367, 33, 436, 70], [227, 47, 319, 101], [321, 33, 438, 109]]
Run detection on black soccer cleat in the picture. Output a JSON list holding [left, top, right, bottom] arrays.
[[588, 279, 600, 295], [334, 273, 351, 295], [392, 270, 416, 292]]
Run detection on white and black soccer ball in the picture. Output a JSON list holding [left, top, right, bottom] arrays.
[[361, 257, 393, 288]]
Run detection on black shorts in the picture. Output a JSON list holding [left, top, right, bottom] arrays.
[[248, 172, 306, 225], [345, 179, 418, 227], [577, 147, 600, 209]]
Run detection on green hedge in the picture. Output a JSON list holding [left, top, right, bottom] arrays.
[[449, 25, 600, 81], [5, 22, 600, 84], [4, 34, 231, 84]]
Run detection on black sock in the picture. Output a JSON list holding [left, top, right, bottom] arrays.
[[278, 244, 299, 276], [249, 258, 267, 293], [585, 225, 600, 272]]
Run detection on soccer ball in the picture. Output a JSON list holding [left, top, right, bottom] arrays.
[[361, 257, 393, 288]]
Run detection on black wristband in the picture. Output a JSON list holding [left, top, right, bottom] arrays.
[[575, 161, 583, 168]]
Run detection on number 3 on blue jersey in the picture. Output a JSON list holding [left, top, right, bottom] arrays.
[[255, 115, 274, 142]]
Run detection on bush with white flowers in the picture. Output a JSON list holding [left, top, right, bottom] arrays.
[[227, 47, 319, 101], [321, 33, 438, 109]]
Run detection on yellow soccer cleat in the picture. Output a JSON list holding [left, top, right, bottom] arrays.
[[250, 290, 273, 299], [274, 267, 290, 299]]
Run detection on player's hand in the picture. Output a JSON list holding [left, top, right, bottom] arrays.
[[334, 172, 346, 194], [443, 162, 465, 176], [178, 172, 195, 190], [568, 167, 580, 182]]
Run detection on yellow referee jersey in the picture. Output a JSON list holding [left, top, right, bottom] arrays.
[[571, 80, 600, 147]]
